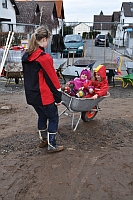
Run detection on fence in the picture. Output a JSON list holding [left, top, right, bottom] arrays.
[[0, 21, 131, 43], [1, 21, 133, 58]]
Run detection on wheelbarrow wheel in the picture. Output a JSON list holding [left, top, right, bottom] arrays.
[[81, 106, 98, 122]]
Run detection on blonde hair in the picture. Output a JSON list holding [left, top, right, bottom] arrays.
[[28, 26, 51, 55]]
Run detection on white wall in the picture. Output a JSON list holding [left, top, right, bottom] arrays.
[[0, 0, 16, 31], [115, 9, 133, 47], [73, 23, 90, 36]]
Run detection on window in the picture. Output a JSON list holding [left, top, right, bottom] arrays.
[[2, 0, 7, 8], [9, 24, 13, 32]]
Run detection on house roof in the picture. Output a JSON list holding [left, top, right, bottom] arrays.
[[55, 1, 64, 19], [35, 1, 58, 29], [93, 15, 112, 30], [16, 0, 64, 19], [122, 2, 133, 17], [32, 0, 64, 19], [16, 1, 58, 32], [36, 0, 64, 19], [112, 11, 120, 22], [16, 2, 40, 24], [10, 0, 19, 15], [36, 1, 57, 18]]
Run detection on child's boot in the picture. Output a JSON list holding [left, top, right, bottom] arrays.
[[48, 132, 64, 153]]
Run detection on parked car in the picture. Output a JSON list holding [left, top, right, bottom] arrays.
[[95, 34, 109, 47], [63, 34, 84, 57]]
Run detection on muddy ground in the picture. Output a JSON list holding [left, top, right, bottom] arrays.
[[0, 80, 133, 200]]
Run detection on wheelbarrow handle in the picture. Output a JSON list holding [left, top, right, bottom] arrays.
[[75, 70, 79, 77]]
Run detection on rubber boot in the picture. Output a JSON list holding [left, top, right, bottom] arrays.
[[38, 129, 48, 148], [47, 132, 64, 153]]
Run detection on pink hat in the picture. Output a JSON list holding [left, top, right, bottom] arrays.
[[80, 69, 91, 80]]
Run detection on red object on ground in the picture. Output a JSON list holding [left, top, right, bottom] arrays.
[[11, 46, 24, 51], [1, 68, 5, 76]]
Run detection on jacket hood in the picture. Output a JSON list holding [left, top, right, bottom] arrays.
[[22, 51, 29, 62], [22, 48, 45, 63], [94, 65, 106, 79], [80, 69, 91, 80]]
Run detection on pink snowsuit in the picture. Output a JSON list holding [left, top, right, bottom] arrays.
[[68, 69, 91, 96]]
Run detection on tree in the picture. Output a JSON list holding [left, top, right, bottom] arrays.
[[89, 31, 100, 39], [100, 10, 103, 15], [82, 32, 89, 39], [60, 24, 73, 36]]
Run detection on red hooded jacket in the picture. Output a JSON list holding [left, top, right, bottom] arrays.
[[22, 47, 61, 105], [84, 65, 109, 98]]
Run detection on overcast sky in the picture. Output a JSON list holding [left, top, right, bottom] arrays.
[[63, 0, 131, 23]]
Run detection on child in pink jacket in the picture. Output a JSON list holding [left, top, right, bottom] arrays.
[[66, 69, 93, 97]]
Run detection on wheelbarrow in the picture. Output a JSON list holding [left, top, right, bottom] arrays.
[[118, 73, 133, 88], [101, 62, 119, 86], [73, 59, 96, 70], [53, 58, 67, 79], [4, 62, 23, 86], [62, 59, 96, 83], [59, 91, 110, 131]]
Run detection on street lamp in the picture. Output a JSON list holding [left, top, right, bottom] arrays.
[[101, 23, 102, 34]]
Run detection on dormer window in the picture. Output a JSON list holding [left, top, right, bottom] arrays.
[[2, 0, 7, 8]]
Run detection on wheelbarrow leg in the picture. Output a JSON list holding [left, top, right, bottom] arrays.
[[72, 113, 81, 132], [15, 78, 19, 84], [5, 78, 10, 87], [59, 108, 68, 117], [59, 109, 81, 131]]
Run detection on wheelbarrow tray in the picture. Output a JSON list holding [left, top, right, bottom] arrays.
[[5, 71, 23, 78], [62, 66, 85, 79], [125, 62, 133, 74], [53, 58, 67, 70], [5, 62, 23, 78], [62, 60, 96, 81], [60, 92, 110, 131], [73, 59, 96, 69], [61, 92, 110, 112], [122, 73, 133, 83], [101, 62, 118, 70]]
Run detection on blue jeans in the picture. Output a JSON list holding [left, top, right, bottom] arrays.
[[33, 103, 59, 133]]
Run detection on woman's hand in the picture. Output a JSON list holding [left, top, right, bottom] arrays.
[[55, 102, 62, 106], [92, 94, 98, 99]]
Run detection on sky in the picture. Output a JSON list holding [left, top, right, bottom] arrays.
[[63, 0, 131, 23]]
